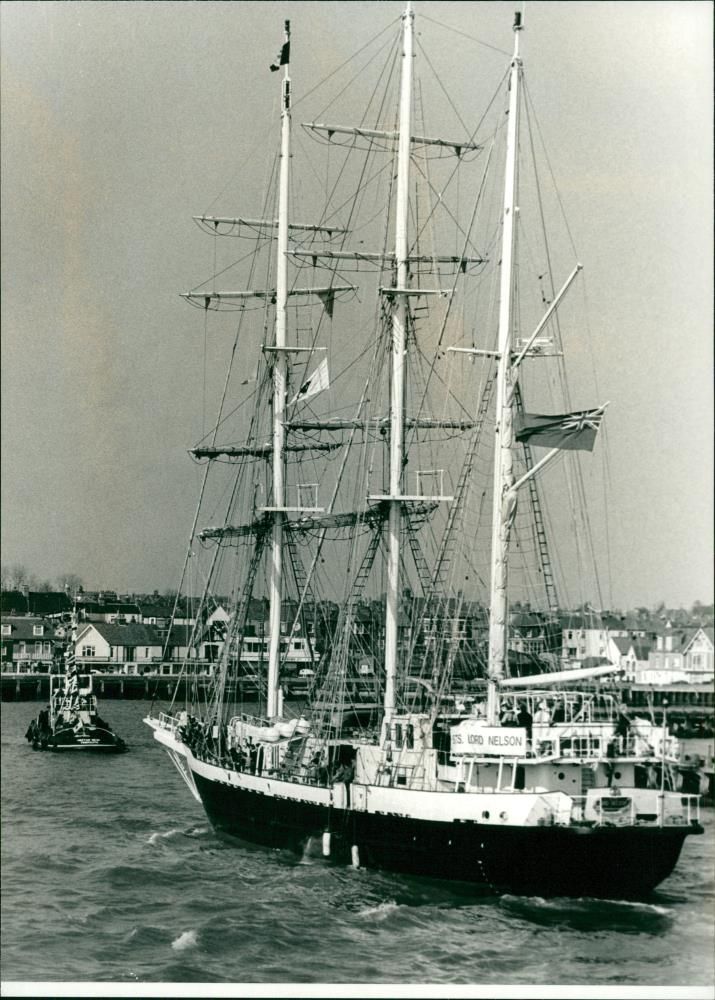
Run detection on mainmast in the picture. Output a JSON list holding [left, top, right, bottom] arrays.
[[486, 11, 523, 725], [267, 19, 291, 719], [383, 0, 414, 726]]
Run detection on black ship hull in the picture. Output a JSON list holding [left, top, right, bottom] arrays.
[[193, 771, 700, 899]]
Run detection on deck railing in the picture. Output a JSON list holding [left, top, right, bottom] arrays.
[[530, 727, 678, 762], [569, 792, 700, 827]]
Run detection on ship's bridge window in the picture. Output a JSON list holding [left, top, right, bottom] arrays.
[[33, 625, 44, 636], [1, 625, 11, 636]]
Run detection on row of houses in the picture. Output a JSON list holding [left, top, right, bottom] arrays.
[[0, 601, 318, 678], [564, 618, 714, 687], [2, 596, 713, 687]]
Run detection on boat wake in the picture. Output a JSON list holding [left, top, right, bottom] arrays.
[[499, 893, 673, 931], [355, 900, 400, 922], [171, 929, 199, 952], [147, 828, 183, 845], [147, 824, 210, 845], [185, 825, 210, 838], [297, 835, 333, 864]]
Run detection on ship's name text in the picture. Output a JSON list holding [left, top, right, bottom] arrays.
[[450, 724, 527, 757]]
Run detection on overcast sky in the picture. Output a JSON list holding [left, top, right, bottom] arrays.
[[1, 1, 712, 609]]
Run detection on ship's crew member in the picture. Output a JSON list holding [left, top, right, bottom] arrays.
[[334, 761, 355, 806], [534, 701, 550, 726], [516, 703, 533, 743], [605, 738, 617, 786], [500, 700, 518, 726], [334, 762, 354, 784], [246, 738, 258, 773], [307, 751, 322, 783], [533, 701, 551, 753], [614, 704, 631, 750], [571, 696, 587, 723]]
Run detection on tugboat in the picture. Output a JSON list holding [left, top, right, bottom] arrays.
[[26, 667, 128, 753]]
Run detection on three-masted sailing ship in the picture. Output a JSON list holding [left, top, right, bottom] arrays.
[[146, 3, 702, 898]]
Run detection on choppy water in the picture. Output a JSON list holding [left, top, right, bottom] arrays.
[[2, 700, 714, 988]]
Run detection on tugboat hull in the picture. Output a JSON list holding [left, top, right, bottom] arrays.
[[26, 717, 127, 753], [44, 725, 128, 752], [192, 770, 700, 899]]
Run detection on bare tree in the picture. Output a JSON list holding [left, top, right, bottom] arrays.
[[3, 563, 37, 591], [55, 573, 84, 595]]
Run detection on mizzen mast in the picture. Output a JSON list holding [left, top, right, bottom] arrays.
[[486, 11, 523, 725]]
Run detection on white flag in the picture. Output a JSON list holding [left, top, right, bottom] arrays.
[[290, 358, 329, 405]]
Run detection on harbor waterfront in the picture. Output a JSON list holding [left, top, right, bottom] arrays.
[[1, 699, 713, 987]]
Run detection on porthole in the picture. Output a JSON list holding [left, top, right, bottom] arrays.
[[558, 772, 565, 780], [614, 771, 622, 780], [482, 810, 490, 820]]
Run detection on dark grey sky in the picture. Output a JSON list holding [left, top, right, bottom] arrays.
[[1, 1, 712, 608]]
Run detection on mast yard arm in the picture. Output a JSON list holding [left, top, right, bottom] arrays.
[[511, 263, 583, 371]]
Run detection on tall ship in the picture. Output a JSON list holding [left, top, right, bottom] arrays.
[[146, 3, 702, 898]]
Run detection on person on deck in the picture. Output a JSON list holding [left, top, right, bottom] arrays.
[[551, 701, 565, 724], [533, 701, 551, 751], [516, 703, 533, 742], [614, 704, 631, 750], [500, 700, 518, 726]]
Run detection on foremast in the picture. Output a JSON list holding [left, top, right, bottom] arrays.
[[267, 19, 291, 719], [486, 12, 523, 726], [383, 0, 414, 727]]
